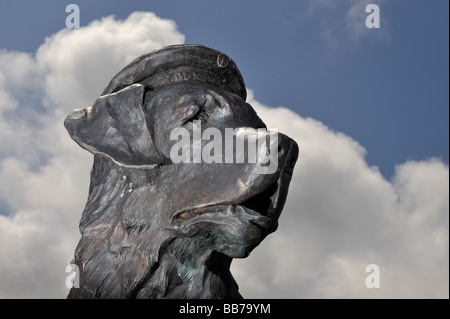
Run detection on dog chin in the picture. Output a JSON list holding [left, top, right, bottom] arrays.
[[169, 204, 266, 257], [169, 174, 290, 258]]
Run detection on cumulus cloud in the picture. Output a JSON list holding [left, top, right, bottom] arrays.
[[37, 11, 185, 110], [0, 11, 448, 299], [231, 91, 449, 298], [0, 12, 184, 298]]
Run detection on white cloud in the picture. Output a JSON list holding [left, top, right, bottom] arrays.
[[36, 11, 185, 110], [0, 50, 37, 114], [0, 12, 185, 298], [0, 11, 448, 299], [231, 91, 449, 298]]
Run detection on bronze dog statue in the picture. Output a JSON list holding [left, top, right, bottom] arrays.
[[65, 45, 299, 298]]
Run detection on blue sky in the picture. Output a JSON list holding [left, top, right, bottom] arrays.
[[1, 0, 448, 178], [0, 1, 448, 298]]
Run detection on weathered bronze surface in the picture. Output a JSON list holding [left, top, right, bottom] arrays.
[[65, 45, 299, 298]]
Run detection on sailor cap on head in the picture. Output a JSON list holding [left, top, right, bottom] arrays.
[[102, 44, 247, 100]]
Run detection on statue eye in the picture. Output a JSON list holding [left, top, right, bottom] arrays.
[[142, 85, 155, 105], [190, 107, 209, 123]]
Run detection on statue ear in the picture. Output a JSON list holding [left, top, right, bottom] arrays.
[[64, 84, 161, 166]]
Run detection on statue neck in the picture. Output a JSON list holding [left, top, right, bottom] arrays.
[[135, 238, 242, 299]]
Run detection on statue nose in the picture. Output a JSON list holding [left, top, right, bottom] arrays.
[[275, 133, 299, 171]]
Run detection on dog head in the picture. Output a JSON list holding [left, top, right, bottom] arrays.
[[65, 45, 299, 297]]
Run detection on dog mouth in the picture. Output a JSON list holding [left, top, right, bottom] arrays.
[[171, 135, 297, 237], [172, 169, 291, 233]]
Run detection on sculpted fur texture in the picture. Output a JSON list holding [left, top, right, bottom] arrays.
[[65, 45, 298, 298]]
